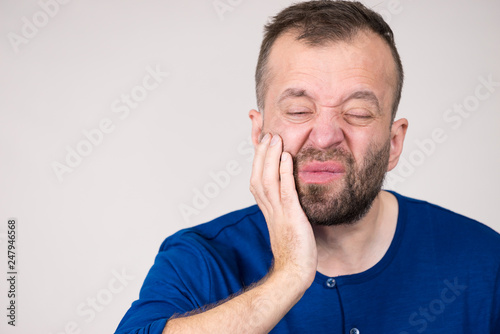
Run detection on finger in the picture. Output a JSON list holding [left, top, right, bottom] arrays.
[[250, 133, 272, 209], [250, 132, 270, 185], [261, 134, 283, 206], [279, 151, 300, 206]]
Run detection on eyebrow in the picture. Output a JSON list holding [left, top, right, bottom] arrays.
[[343, 90, 381, 114], [276, 88, 382, 114], [276, 88, 311, 104]]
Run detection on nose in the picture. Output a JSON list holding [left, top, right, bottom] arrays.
[[308, 112, 345, 150]]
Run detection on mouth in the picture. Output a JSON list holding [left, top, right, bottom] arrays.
[[297, 161, 345, 184]]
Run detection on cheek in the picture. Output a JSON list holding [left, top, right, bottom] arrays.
[[264, 122, 311, 156], [350, 129, 390, 165], [280, 128, 311, 156]]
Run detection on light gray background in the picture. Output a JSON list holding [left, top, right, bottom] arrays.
[[1, 0, 499, 333]]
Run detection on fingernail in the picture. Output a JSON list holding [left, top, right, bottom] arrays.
[[261, 133, 270, 143], [270, 135, 280, 146], [281, 152, 288, 161]]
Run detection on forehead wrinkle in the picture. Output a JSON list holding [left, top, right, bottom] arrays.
[[276, 67, 386, 103]]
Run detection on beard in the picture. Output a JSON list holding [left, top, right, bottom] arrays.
[[293, 139, 390, 226]]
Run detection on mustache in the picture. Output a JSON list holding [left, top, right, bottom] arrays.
[[293, 146, 354, 165]]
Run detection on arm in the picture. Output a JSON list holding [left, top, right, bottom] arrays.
[[164, 270, 303, 333], [163, 134, 318, 333]]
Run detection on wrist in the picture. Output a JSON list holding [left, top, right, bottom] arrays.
[[266, 265, 313, 302]]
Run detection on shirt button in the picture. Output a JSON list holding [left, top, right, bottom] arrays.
[[350, 328, 360, 334], [326, 278, 336, 288]]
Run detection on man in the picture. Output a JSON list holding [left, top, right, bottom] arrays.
[[116, 1, 500, 333]]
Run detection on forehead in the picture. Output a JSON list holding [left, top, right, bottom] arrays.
[[265, 30, 397, 112]]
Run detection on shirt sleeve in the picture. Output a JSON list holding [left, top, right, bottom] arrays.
[[115, 234, 212, 334]]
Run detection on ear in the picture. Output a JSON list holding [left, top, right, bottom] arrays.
[[387, 118, 408, 172], [249, 109, 263, 147]]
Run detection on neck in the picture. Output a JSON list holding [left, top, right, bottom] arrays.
[[312, 190, 398, 277]]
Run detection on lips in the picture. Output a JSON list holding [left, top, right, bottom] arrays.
[[298, 161, 345, 184]]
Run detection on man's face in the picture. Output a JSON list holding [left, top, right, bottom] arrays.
[[251, 30, 403, 226]]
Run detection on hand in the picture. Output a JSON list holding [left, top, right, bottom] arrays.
[[250, 133, 317, 288]]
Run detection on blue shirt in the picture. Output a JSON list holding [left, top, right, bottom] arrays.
[[116, 192, 500, 333]]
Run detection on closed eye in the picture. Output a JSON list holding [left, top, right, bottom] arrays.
[[346, 114, 371, 118], [284, 109, 314, 123], [287, 111, 311, 115], [344, 110, 375, 125]]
